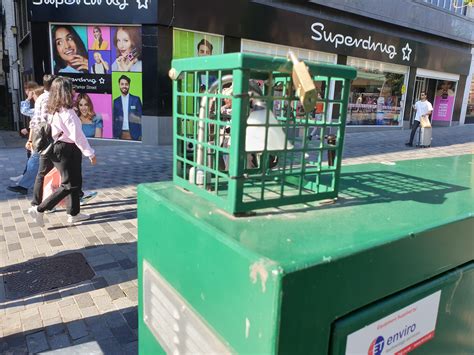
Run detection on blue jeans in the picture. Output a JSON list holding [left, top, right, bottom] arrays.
[[17, 152, 39, 189]]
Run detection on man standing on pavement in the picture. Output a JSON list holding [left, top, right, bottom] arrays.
[[7, 75, 55, 194], [406, 92, 433, 147], [113, 75, 142, 141]]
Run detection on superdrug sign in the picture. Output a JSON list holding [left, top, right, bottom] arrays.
[[27, 0, 158, 24]]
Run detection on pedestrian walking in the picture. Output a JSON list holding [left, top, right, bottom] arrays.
[[28, 76, 97, 227], [7, 85, 46, 194], [10, 81, 40, 183], [405, 92, 433, 147]]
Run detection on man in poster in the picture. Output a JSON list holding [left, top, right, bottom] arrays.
[[113, 75, 142, 140], [196, 38, 216, 91]]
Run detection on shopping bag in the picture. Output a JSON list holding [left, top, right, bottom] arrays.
[[420, 115, 431, 128], [43, 168, 66, 207]]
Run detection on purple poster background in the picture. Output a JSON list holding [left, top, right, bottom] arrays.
[[87, 26, 111, 50], [110, 27, 118, 67], [432, 96, 454, 121]]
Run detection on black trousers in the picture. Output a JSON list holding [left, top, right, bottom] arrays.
[[409, 120, 420, 145], [32, 153, 54, 206], [37, 142, 83, 216]]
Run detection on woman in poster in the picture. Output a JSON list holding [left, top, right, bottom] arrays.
[[75, 93, 103, 138], [436, 80, 455, 98], [52, 25, 89, 74], [111, 27, 142, 72], [91, 26, 108, 50], [91, 52, 109, 74]]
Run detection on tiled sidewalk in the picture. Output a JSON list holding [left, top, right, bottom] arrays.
[[0, 143, 172, 354], [0, 125, 472, 354]]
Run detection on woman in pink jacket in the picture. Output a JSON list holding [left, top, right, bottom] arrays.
[[28, 76, 97, 226]]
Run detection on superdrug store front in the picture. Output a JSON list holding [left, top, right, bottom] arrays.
[[25, 0, 472, 144]]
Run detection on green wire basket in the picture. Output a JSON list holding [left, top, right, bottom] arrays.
[[170, 52, 356, 215]]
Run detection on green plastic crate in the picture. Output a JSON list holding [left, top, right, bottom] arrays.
[[170, 53, 356, 214]]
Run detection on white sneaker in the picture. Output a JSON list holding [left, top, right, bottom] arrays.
[[28, 206, 45, 227], [9, 175, 23, 183], [67, 213, 90, 224]]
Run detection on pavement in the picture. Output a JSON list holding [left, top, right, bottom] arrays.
[[0, 125, 472, 354]]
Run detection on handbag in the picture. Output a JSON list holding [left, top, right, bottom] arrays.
[[420, 115, 431, 128], [40, 131, 62, 157], [32, 120, 53, 152], [43, 168, 66, 207], [33, 113, 63, 155]]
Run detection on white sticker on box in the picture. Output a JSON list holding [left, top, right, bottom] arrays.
[[345, 290, 441, 355]]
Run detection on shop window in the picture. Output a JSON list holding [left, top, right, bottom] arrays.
[[241, 39, 336, 64], [347, 57, 408, 126]]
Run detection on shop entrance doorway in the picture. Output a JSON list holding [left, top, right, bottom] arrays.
[[410, 77, 437, 126], [411, 70, 459, 127]]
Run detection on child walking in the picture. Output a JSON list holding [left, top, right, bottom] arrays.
[[28, 76, 97, 226]]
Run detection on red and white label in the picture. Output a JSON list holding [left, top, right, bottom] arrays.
[[345, 291, 441, 355]]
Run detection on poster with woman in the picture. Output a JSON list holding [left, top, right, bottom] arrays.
[[110, 26, 142, 72], [88, 26, 110, 50], [88, 51, 111, 74], [432, 80, 456, 122], [52, 25, 89, 74], [74, 93, 113, 139], [50, 23, 143, 141]]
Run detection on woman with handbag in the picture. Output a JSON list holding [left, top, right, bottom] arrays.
[[28, 76, 97, 227]]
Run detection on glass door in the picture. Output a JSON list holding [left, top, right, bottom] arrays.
[[410, 77, 428, 126]]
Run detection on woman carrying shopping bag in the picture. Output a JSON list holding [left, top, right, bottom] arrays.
[[28, 76, 97, 227]]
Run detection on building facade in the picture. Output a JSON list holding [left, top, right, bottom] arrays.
[[13, 0, 474, 144], [1, 0, 21, 130]]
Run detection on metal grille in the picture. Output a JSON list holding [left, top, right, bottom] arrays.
[[2, 252, 95, 299], [171, 53, 356, 214]]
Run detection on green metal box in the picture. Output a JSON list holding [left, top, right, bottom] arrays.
[[138, 154, 473, 354]]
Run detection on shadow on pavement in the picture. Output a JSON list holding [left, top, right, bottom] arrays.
[[45, 208, 137, 230], [0, 306, 138, 354], [82, 199, 137, 208], [0, 243, 136, 310]]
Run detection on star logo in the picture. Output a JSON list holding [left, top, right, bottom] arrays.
[[402, 43, 412, 61], [99, 77, 105, 84], [137, 0, 148, 9]]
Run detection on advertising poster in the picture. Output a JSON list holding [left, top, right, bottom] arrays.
[[50, 24, 143, 141], [173, 29, 223, 60], [173, 29, 223, 91], [432, 80, 456, 122], [173, 29, 224, 118], [111, 72, 143, 141], [74, 93, 113, 139]]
